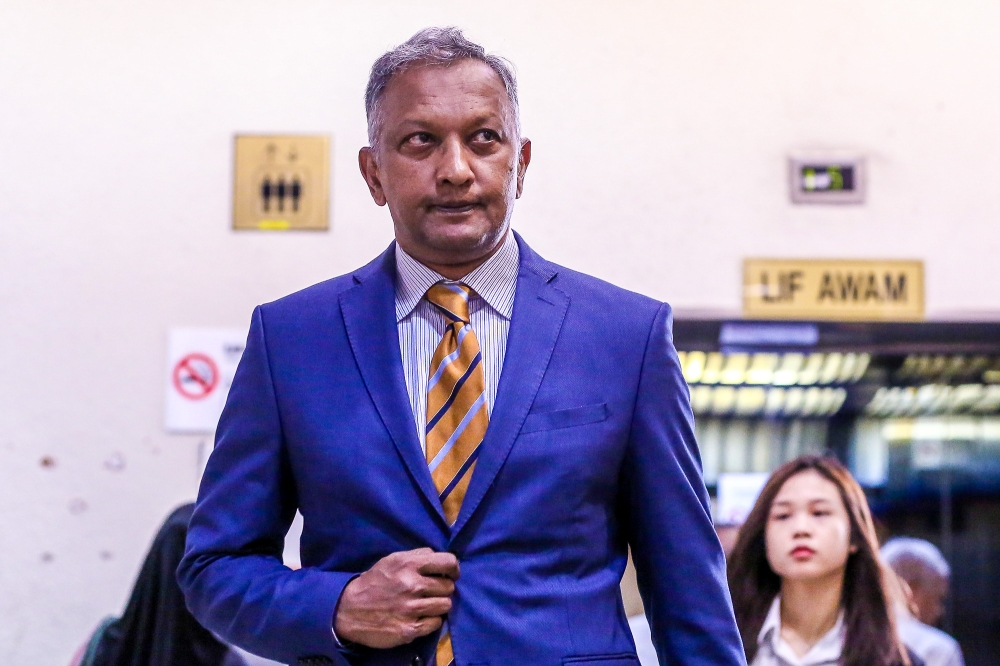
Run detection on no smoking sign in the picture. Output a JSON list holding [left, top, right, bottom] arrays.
[[172, 353, 219, 400], [165, 328, 247, 433]]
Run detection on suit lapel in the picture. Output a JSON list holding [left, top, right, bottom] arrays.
[[450, 236, 569, 539], [339, 245, 447, 526]]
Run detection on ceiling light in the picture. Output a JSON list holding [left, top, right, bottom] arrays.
[[735, 387, 767, 415], [773, 354, 804, 386], [785, 387, 805, 415], [798, 354, 824, 386], [747, 354, 779, 385], [702, 352, 724, 385], [683, 351, 705, 384], [819, 353, 842, 385], [721, 353, 750, 385], [711, 386, 736, 414]]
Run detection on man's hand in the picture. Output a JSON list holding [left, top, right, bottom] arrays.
[[334, 548, 460, 649]]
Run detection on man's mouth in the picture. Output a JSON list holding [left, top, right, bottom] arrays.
[[429, 201, 480, 214]]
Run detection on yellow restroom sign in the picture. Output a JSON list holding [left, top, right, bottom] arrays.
[[743, 259, 924, 321]]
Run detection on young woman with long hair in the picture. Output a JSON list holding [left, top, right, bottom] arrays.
[[727, 455, 915, 666]]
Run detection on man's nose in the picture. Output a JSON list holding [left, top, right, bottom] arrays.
[[437, 136, 474, 187]]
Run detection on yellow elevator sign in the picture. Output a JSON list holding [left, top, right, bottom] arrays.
[[743, 259, 924, 321], [233, 135, 330, 231]]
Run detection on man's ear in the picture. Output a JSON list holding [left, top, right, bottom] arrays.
[[515, 138, 531, 199], [359, 147, 387, 206]]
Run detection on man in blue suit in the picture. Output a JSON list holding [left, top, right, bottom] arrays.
[[179, 27, 746, 666]]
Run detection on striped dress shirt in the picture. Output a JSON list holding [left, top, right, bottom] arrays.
[[395, 232, 519, 453]]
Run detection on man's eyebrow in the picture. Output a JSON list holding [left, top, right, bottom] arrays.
[[394, 113, 505, 130], [393, 119, 436, 132], [465, 113, 505, 126]]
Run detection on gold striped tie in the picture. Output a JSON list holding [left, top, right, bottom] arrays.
[[424, 282, 488, 666]]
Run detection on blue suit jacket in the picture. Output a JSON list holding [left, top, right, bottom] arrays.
[[179, 235, 746, 666]]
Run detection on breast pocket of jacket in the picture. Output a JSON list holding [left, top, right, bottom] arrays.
[[562, 655, 640, 666], [520, 402, 609, 434]]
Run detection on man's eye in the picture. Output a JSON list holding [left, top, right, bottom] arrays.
[[405, 133, 433, 146], [473, 130, 499, 142]]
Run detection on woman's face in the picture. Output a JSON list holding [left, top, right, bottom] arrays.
[[765, 469, 854, 584]]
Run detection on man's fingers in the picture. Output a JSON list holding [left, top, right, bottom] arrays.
[[405, 547, 435, 557], [338, 549, 458, 650], [415, 574, 455, 598], [416, 551, 460, 580], [411, 614, 445, 637], [408, 595, 453, 618]]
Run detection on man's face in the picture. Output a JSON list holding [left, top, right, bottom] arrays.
[[359, 59, 530, 272], [911, 575, 948, 626]]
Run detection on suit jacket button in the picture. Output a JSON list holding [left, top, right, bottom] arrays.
[[411, 657, 424, 666]]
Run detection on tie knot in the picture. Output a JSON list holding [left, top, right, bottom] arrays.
[[426, 282, 473, 324]]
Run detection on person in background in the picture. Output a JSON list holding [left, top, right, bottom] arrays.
[[727, 455, 917, 666], [882, 538, 964, 666], [881, 538, 950, 627], [69, 504, 246, 666]]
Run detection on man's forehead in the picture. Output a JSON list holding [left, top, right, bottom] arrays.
[[380, 60, 510, 121]]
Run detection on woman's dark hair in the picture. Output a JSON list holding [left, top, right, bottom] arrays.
[[85, 504, 234, 666], [726, 455, 907, 666]]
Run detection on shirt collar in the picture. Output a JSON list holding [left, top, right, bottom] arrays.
[[758, 595, 783, 647], [394, 232, 519, 322], [758, 595, 845, 666]]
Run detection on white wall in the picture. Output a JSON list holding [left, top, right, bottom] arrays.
[[2, 1, 1000, 662]]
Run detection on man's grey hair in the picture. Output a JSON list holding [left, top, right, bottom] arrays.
[[882, 537, 951, 583], [364, 27, 520, 152]]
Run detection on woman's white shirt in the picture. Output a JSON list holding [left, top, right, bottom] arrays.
[[626, 614, 659, 666], [751, 596, 845, 666]]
